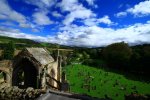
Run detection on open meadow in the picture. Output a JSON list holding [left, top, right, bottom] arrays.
[[64, 64, 150, 100]]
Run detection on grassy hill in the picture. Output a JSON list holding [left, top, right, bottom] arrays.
[[0, 36, 41, 48], [64, 64, 150, 100], [0, 36, 74, 49], [0, 36, 38, 44], [0, 36, 68, 49]]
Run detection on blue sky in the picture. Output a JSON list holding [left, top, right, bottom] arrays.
[[0, 0, 150, 47]]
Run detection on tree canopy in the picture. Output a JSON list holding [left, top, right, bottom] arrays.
[[3, 41, 15, 60], [102, 42, 132, 69]]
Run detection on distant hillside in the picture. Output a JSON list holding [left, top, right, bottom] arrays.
[[0, 36, 149, 49], [0, 36, 73, 49], [0, 36, 42, 49], [0, 36, 38, 44]]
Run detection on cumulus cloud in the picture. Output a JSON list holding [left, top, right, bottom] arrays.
[[84, 15, 114, 26], [53, 21, 150, 47], [58, 0, 111, 26], [0, 0, 40, 32], [25, 0, 56, 9], [116, 0, 150, 17], [115, 12, 127, 17], [86, 0, 94, 5], [33, 12, 53, 25], [97, 16, 113, 25], [25, 0, 57, 26], [57, 0, 95, 25], [57, 0, 78, 12], [0, 27, 47, 42], [85, 0, 95, 6], [0, 21, 16, 27], [0, 26, 20, 33], [0, 0, 28, 27], [127, 0, 150, 17], [52, 11, 63, 17], [63, 7, 95, 25], [0, 21, 150, 47]]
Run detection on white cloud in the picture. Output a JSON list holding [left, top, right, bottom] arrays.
[[85, 0, 95, 6], [0, 0, 40, 31], [58, 0, 111, 26], [58, 0, 95, 25], [54, 21, 150, 47], [0, 21, 150, 47], [33, 12, 53, 25], [0, 0, 27, 26], [127, 0, 150, 17], [97, 16, 113, 25], [0, 21, 16, 26], [25, 0, 56, 9], [63, 7, 95, 25], [25, 0, 57, 26], [52, 11, 63, 17], [84, 15, 113, 26], [116, 0, 150, 17], [0, 26, 20, 33], [85, 0, 98, 8], [57, 0, 78, 12], [115, 12, 127, 17], [0, 29, 47, 42]]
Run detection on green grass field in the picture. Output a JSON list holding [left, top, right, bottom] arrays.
[[64, 64, 150, 100]]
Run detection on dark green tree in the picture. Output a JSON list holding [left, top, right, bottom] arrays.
[[3, 41, 15, 60], [142, 46, 150, 74], [102, 42, 132, 69]]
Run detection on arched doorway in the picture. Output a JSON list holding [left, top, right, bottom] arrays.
[[12, 58, 38, 89], [49, 69, 55, 86], [0, 71, 7, 83]]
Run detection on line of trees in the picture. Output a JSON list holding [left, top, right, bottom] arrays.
[[102, 42, 150, 75], [2, 41, 15, 60], [70, 42, 150, 76]]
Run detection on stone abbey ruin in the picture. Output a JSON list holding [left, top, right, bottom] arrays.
[[0, 48, 101, 100], [0, 48, 62, 89]]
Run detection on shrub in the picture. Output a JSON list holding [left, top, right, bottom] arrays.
[[102, 42, 132, 69], [3, 41, 15, 60]]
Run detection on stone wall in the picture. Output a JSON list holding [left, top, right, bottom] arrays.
[[48, 62, 59, 88], [0, 82, 44, 100], [0, 60, 12, 86]]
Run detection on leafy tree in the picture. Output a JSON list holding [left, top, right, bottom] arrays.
[[3, 41, 15, 60], [141, 46, 150, 73], [102, 42, 132, 69], [130, 51, 141, 70]]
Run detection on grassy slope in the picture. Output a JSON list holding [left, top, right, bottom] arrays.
[[0, 36, 72, 49], [0, 36, 37, 44], [64, 64, 150, 100]]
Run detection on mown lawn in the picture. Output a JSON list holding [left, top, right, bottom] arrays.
[[63, 64, 150, 100]]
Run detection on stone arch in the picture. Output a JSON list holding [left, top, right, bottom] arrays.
[[0, 66, 11, 84], [0, 70, 10, 83], [12, 58, 38, 89], [49, 68, 56, 86]]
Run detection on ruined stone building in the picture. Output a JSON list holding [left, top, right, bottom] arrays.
[[0, 48, 100, 100], [0, 48, 62, 90]]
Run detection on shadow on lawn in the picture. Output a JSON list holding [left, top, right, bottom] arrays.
[[88, 65, 150, 83]]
